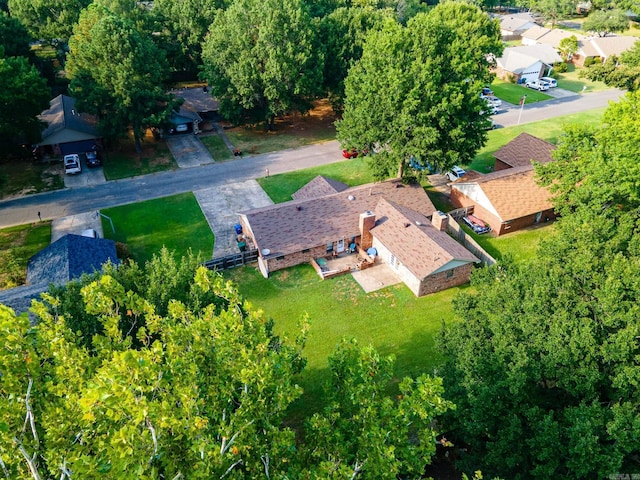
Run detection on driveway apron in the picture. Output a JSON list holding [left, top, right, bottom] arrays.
[[166, 134, 214, 168], [194, 180, 274, 258]]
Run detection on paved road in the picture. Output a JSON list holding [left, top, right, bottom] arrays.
[[0, 88, 626, 229]]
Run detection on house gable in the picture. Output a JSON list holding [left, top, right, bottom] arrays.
[[39, 95, 99, 147], [494, 132, 556, 170], [291, 175, 349, 200]]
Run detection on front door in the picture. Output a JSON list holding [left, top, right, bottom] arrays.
[[337, 239, 345, 253]]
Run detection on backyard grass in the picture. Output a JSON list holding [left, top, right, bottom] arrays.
[[469, 107, 606, 172], [200, 133, 234, 161], [100, 193, 213, 264], [491, 79, 553, 104], [102, 132, 178, 180], [224, 99, 337, 156], [0, 160, 64, 199], [258, 157, 375, 203], [0, 222, 51, 288]]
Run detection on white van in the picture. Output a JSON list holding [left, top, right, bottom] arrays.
[[64, 154, 82, 175]]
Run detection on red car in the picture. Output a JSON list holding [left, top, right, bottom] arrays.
[[342, 149, 359, 159]]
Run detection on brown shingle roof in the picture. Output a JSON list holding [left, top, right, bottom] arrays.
[[371, 199, 479, 279], [291, 175, 349, 200], [240, 179, 436, 258], [494, 132, 556, 168], [454, 166, 553, 221]]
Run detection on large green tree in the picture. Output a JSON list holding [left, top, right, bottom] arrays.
[[529, 0, 575, 29], [0, 52, 49, 145], [201, 0, 323, 129], [439, 92, 640, 478], [66, 4, 176, 152], [337, 1, 502, 181], [0, 251, 307, 478], [581, 40, 640, 90], [0, 12, 32, 58], [7, 0, 91, 41], [583, 8, 629, 36]]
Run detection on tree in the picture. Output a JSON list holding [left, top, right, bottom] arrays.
[[0, 250, 308, 478], [336, 1, 502, 181], [201, 0, 323, 130], [318, 6, 391, 112], [438, 92, 640, 478], [7, 0, 92, 41], [530, 0, 574, 29], [558, 34, 578, 61], [301, 339, 453, 479], [0, 12, 32, 58], [0, 52, 49, 145], [582, 8, 629, 36], [580, 40, 640, 90], [66, 4, 176, 152]]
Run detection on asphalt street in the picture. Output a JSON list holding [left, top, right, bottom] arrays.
[[0, 88, 625, 229]]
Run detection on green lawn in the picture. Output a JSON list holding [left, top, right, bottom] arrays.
[[491, 79, 553, 104], [100, 193, 213, 264], [0, 160, 64, 199], [102, 135, 178, 180], [469, 107, 606, 172], [554, 63, 610, 93], [0, 222, 51, 288], [200, 134, 234, 161], [258, 157, 375, 203]]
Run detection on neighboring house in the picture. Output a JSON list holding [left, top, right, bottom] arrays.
[[291, 175, 349, 200], [575, 35, 639, 66], [168, 87, 220, 134], [450, 133, 557, 236], [497, 13, 537, 39], [495, 45, 563, 82], [370, 199, 479, 297], [36, 95, 101, 159], [168, 106, 202, 135], [522, 26, 586, 52], [0, 234, 118, 316]]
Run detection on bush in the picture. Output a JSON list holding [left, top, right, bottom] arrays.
[[584, 57, 594, 67], [554, 61, 568, 73]]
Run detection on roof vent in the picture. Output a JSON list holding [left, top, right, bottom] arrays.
[[261, 248, 270, 256], [404, 223, 411, 228], [296, 205, 302, 211], [416, 221, 422, 226], [348, 195, 355, 201]]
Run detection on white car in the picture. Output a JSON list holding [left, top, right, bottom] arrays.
[[525, 79, 550, 91], [64, 154, 82, 175], [540, 76, 557, 88], [484, 95, 502, 108], [445, 166, 466, 181]]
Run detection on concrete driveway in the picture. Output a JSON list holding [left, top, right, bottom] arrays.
[[194, 180, 274, 258], [63, 166, 106, 188], [51, 211, 104, 242], [166, 135, 214, 168], [541, 87, 578, 99]]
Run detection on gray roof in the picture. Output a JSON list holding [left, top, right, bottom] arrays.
[[0, 283, 48, 317], [171, 87, 219, 113], [38, 95, 99, 146], [496, 45, 563, 72], [26, 234, 117, 286]]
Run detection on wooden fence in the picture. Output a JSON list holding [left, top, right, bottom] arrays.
[[203, 249, 258, 271], [446, 214, 496, 266]]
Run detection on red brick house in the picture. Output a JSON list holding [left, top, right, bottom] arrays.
[[239, 176, 479, 296], [450, 133, 557, 236]]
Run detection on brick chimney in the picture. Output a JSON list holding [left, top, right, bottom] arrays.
[[359, 211, 376, 250], [431, 211, 448, 232]]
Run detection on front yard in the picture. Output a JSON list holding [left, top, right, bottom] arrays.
[[0, 222, 51, 289]]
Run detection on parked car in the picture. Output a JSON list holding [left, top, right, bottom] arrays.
[[463, 215, 491, 234], [409, 156, 435, 173], [525, 79, 550, 91], [481, 87, 493, 97], [342, 149, 358, 159], [445, 165, 466, 181], [64, 154, 82, 175], [539, 76, 557, 87], [484, 95, 502, 108], [86, 150, 101, 167]]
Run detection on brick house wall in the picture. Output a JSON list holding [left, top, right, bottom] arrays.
[[417, 263, 475, 296], [264, 245, 328, 275]]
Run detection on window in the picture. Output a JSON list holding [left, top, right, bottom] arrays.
[[276, 255, 284, 261], [302, 249, 310, 253], [326, 242, 334, 254], [446, 269, 454, 278]]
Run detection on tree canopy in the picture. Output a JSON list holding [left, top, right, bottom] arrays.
[[7, 0, 91, 41], [582, 8, 629, 36], [201, 0, 323, 129], [66, 4, 176, 152], [337, 1, 502, 181], [438, 92, 640, 478], [580, 40, 640, 90]]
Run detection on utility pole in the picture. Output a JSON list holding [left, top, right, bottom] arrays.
[[517, 95, 527, 125]]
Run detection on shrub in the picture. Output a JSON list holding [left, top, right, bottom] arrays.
[[584, 57, 594, 67], [554, 61, 568, 73]]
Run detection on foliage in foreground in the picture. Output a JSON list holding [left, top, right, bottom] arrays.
[[439, 92, 640, 478], [0, 249, 451, 479]]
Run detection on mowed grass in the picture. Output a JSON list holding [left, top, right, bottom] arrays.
[[555, 63, 610, 93], [100, 193, 213, 264], [103, 133, 178, 180], [0, 222, 51, 288], [491, 79, 553, 104], [200, 134, 234, 161], [258, 157, 375, 203], [470, 107, 606, 172]]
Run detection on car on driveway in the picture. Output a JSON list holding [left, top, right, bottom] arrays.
[[539, 76, 557, 87], [481, 87, 493, 97], [463, 215, 491, 234], [86, 151, 101, 167], [445, 165, 466, 181], [525, 79, 550, 91], [64, 154, 82, 175], [484, 95, 502, 109]]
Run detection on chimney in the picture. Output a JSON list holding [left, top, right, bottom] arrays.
[[359, 211, 376, 250], [431, 211, 448, 232]]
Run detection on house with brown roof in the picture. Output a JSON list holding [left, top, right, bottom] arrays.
[[239, 177, 479, 296], [450, 133, 557, 236]]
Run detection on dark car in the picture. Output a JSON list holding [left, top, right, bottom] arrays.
[[86, 151, 101, 167], [463, 215, 491, 234]]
